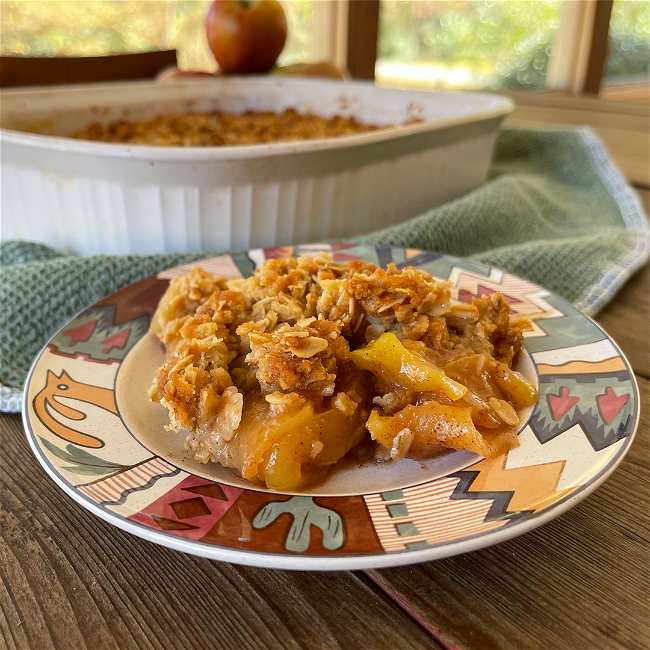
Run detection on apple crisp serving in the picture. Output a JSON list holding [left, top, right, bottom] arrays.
[[73, 109, 380, 146], [149, 254, 538, 490]]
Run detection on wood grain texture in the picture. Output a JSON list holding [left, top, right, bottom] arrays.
[[365, 376, 650, 650], [0, 51, 177, 88], [507, 104, 650, 133], [601, 83, 650, 104], [346, 0, 380, 80], [0, 415, 441, 650], [635, 188, 649, 213], [504, 91, 650, 117], [582, 0, 614, 95]]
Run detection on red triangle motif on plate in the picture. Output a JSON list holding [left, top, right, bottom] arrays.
[[547, 386, 579, 420], [458, 285, 520, 305], [63, 321, 97, 345], [264, 246, 294, 260], [101, 329, 130, 354], [597, 387, 630, 425]]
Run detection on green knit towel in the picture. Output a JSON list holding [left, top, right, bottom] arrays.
[[1, 127, 647, 412]]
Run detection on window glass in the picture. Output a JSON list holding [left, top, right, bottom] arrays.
[[604, 0, 649, 84], [0, 0, 313, 72], [376, 0, 561, 90]]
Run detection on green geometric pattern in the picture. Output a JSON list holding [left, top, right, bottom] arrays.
[[531, 374, 635, 450], [50, 306, 148, 363]]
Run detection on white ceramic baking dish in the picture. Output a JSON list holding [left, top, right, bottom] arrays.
[[0, 77, 513, 255]]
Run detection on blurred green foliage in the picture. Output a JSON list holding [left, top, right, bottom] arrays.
[[378, 0, 649, 89], [605, 0, 649, 81], [379, 0, 559, 89], [0, 0, 647, 88], [0, 0, 313, 71]]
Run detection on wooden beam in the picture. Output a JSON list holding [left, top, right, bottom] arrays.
[[601, 82, 650, 103], [346, 0, 379, 80], [0, 50, 177, 88], [583, 0, 614, 94]]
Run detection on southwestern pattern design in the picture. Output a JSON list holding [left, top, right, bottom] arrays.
[[33, 369, 117, 448], [23, 245, 639, 565], [77, 457, 181, 505], [49, 306, 148, 364]]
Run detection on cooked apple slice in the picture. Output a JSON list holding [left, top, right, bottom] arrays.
[[221, 367, 372, 491], [491, 361, 538, 410], [366, 401, 519, 460], [349, 332, 466, 400]]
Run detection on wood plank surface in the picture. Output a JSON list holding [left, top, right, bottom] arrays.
[[636, 187, 649, 213], [0, 51, 177, 88], [0, 417, 440, 650], [601, 84, 650, 104], [508, 104, 649, 133], [365, 376, 650, 650], [504, 90, 650, 119], [346, 0, 380, 80]]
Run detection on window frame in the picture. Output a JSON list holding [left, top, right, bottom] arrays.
[[344, 0, 619, 94]]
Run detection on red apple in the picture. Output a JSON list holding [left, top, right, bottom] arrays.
[[206, 0, 287, 75]]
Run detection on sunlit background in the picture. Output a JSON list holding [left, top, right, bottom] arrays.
[[377, 0, 560, 89], [0, 0, 315, 71], [377, 0, 649, 90], [0, 0, 648, 90]]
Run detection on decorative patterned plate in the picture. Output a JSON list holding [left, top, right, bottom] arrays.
[[23, 245, 640, 570]]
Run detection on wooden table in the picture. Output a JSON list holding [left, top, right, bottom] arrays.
[[1, 94, 648, 650]]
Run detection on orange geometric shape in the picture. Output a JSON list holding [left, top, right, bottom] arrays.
[[536, 358, 626, 376], [467, 455, 575, 513]]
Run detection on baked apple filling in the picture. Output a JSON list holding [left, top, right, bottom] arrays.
[[150, 254, 537, 491]]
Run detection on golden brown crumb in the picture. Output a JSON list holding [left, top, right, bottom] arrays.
[[74, 109, 380, 147], [238, 317, 349, 397], [318, 263, 452, 346], [149, 253, 535, 485], [446, 292, 527, 367], [150, 267, 227, 342]]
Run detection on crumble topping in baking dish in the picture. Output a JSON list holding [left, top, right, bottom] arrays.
[[149, 254, 538, 490], [73, 108, 380, 146]]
